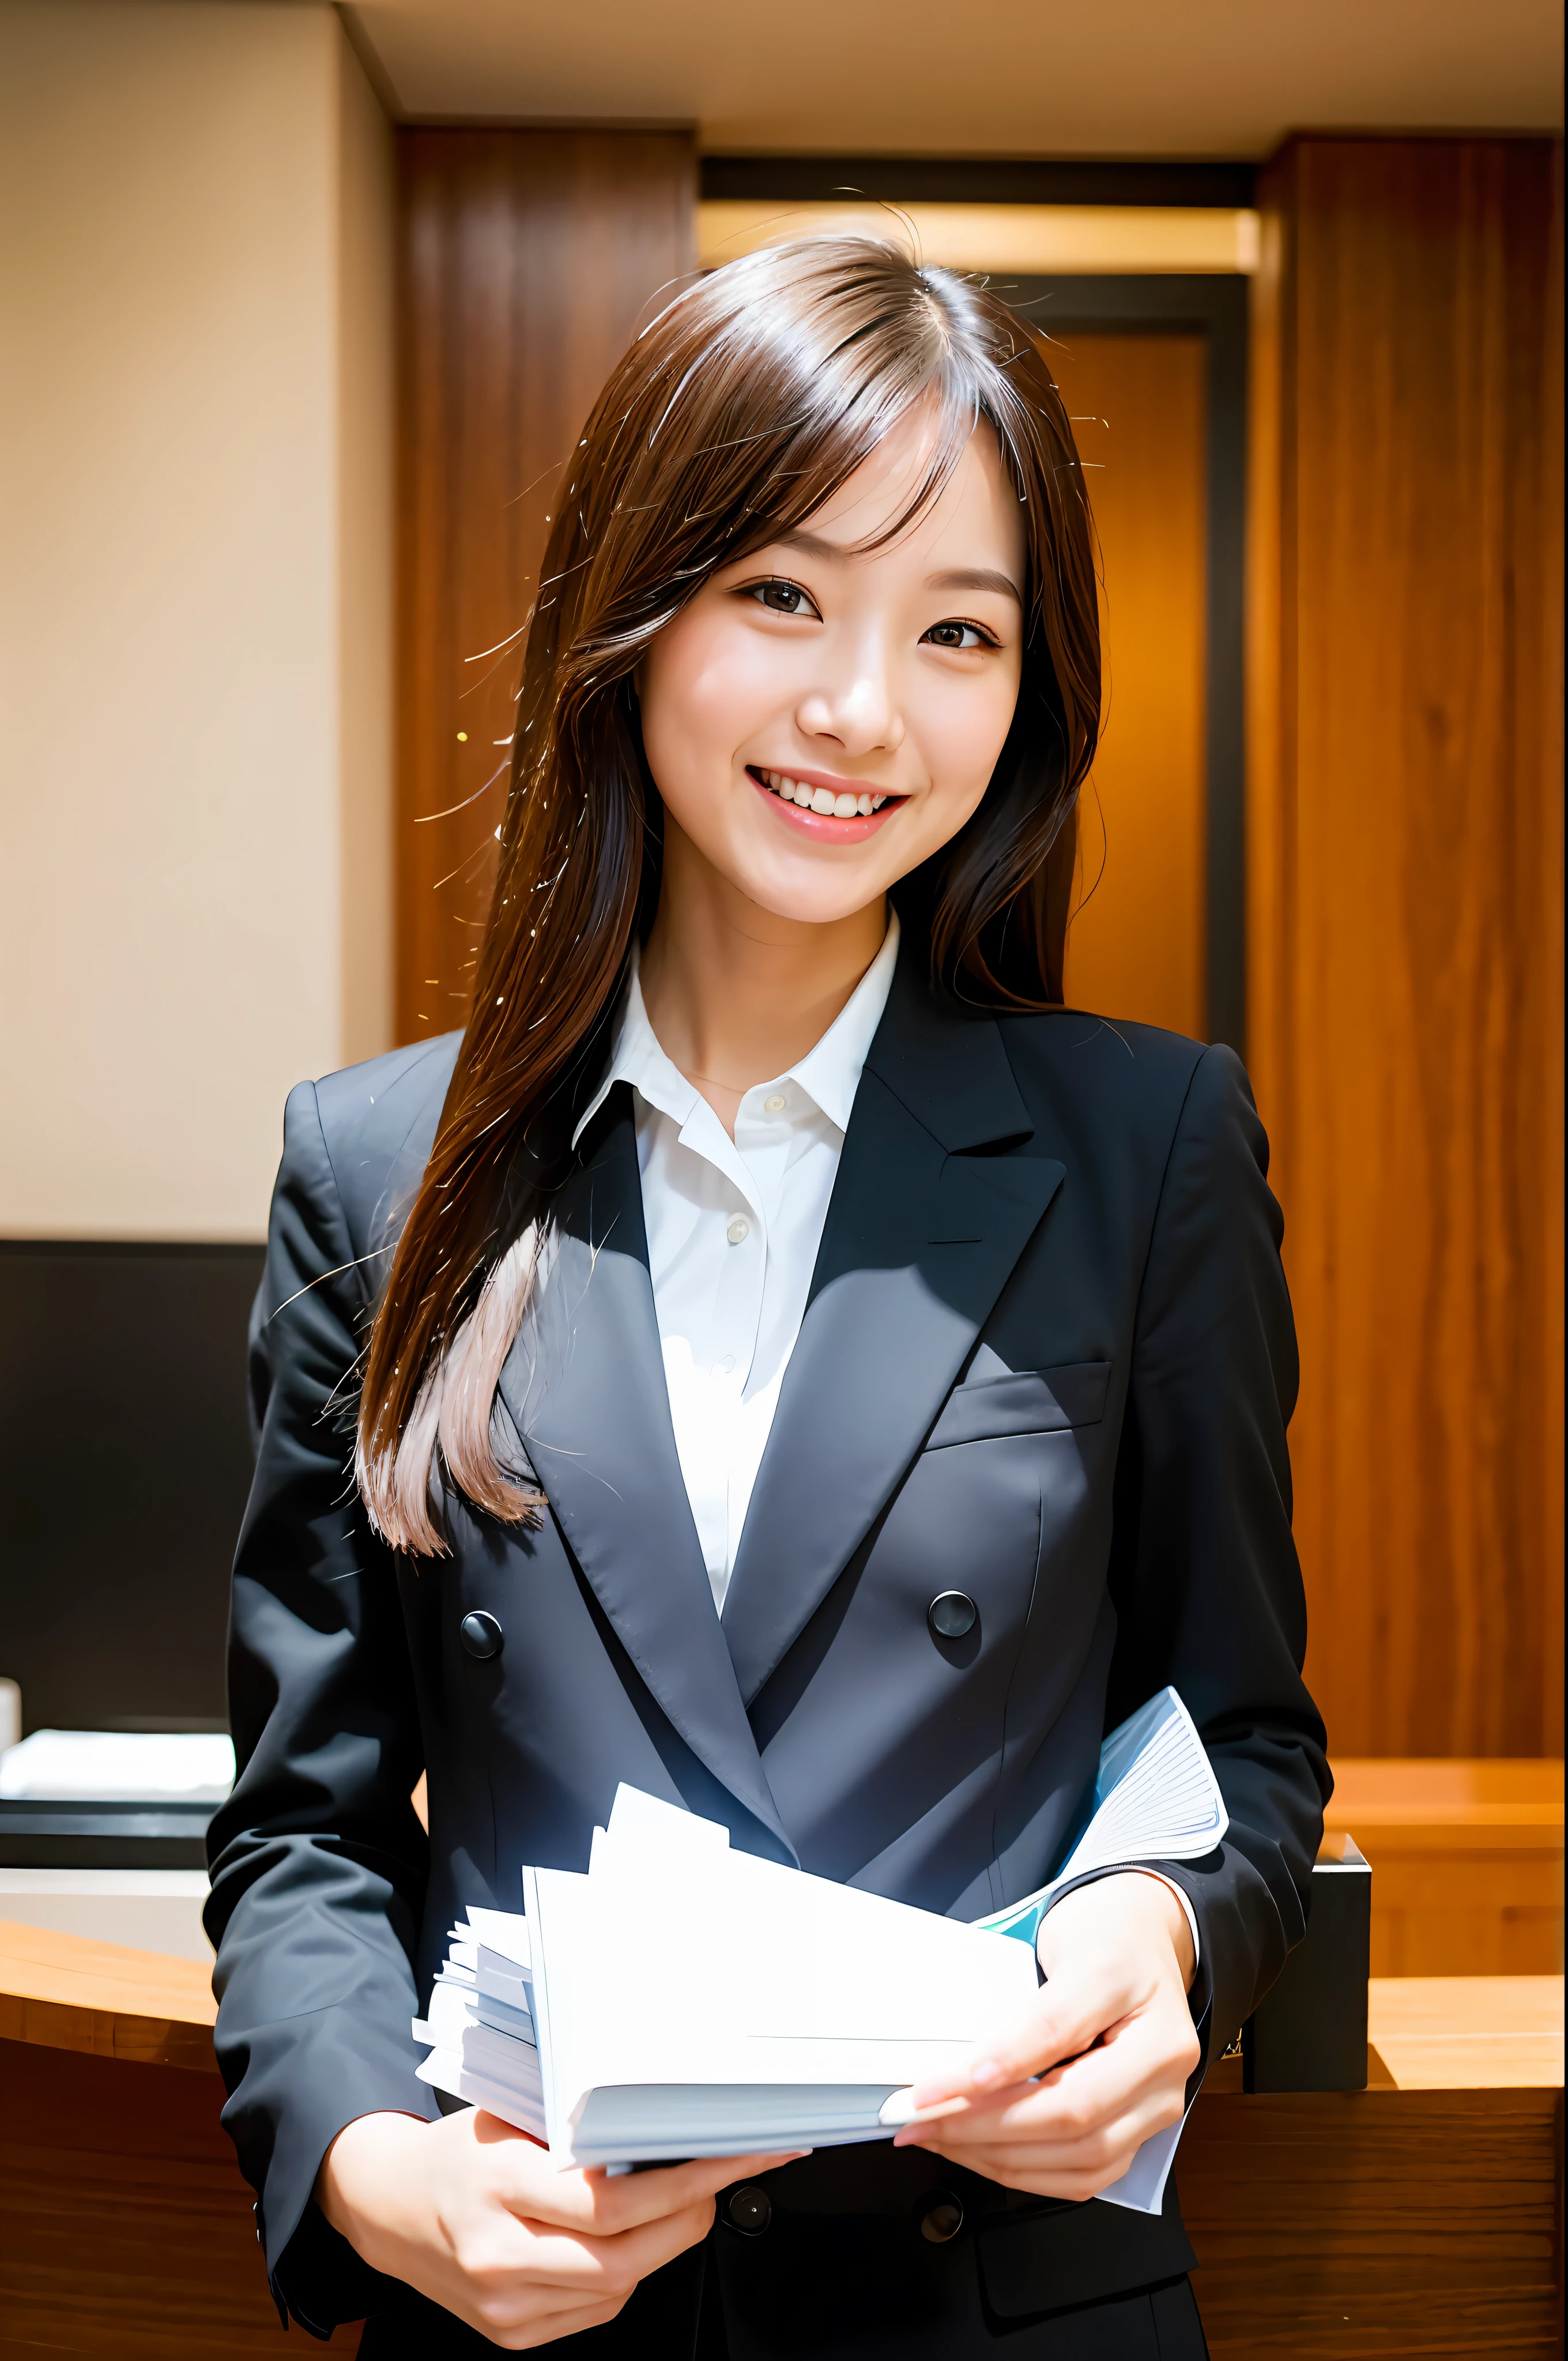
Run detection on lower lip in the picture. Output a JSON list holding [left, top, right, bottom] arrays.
[[748, 771, 905, 844]]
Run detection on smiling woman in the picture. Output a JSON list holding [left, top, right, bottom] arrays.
[[356, 240, 1098, 1552], [205, 235, 1327, 2360]]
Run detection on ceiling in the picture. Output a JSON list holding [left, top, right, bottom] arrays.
[[339, 0, 1564, 157]]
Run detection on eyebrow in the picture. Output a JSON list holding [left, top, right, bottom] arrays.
[[928, 567, 1023, 606], [769, 529, 1023, 606]]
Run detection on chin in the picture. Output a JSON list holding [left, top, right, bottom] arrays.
[[734, 856, 895, 926]]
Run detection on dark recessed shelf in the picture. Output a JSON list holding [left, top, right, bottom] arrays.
[[0, 1797, 214, 1870]]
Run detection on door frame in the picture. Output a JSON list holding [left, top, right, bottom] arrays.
[[1002, 274, 1249, 1054]]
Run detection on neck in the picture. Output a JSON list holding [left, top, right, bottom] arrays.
[[639, 819, 888, 1136]]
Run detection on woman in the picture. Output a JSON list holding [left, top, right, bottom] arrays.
[[207, 239, 1328, 2359]]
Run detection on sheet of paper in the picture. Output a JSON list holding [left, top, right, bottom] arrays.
[[975, 1688, 1225, 1944]]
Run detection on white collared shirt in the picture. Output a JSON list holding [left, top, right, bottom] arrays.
[[572, 914, 900, 1614]]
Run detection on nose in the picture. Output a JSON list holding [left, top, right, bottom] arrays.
[[795, 627, 904, 759]]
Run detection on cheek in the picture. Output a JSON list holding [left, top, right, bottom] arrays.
[[915, 659, 1023, 810], [640, 617, 787, 793]]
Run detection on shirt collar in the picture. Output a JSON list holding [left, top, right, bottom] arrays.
[[571, 907, 900, 1150]]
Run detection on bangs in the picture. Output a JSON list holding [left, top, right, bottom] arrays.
[[600, 239, 1043, 620]]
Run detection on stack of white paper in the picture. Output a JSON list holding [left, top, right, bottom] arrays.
[[416, 1787, 1039, 2165], [412, 1687, 1225, 2213]]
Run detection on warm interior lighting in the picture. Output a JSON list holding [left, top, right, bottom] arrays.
[[698, 201, 1261, 276]]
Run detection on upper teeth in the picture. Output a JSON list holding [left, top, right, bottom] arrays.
[[760, 770, 888, 817]]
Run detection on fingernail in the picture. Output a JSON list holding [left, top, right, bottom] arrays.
[[969, 2058, 1004, 2089]]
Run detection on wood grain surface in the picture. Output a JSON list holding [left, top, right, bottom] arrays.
[[0, 1914, 216, 2072], [1330, 1761, 1566, 1832], [1247, 137, 1565, 1760], [0, 2036, 299, 2359], [1368, 1974, 1564, 2087], [1179, 2081, 1565, 2358], [1329, 1760, 1565, 1974], [1051, 332, 1209, 1039], [395, 128, 696, 1046]]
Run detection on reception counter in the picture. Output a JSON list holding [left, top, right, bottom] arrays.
[[1, 1919, 1562, 2358], [1326, 1760, 1565, 1975]]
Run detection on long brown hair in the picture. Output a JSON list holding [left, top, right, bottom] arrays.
[[358, 236, 1100, 1555]]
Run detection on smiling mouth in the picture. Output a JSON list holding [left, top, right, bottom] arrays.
[[748, 766, 902, 817]]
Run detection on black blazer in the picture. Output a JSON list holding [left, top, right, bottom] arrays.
[[206, 947, 1328, 2354]]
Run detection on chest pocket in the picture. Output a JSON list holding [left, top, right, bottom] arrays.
[[924, 1360, 1111, 1451]]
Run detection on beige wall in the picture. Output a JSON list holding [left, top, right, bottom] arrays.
[[0, 0, 394, 1241]]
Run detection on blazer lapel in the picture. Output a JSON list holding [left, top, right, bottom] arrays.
[[495, 1090, 793, 1858], [721, 962, 1065, 1705]]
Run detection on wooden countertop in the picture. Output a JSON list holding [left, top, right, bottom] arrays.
[[0, 1914, 217, 2071], [3, 1916, 1561, 2094], [1367, 1972, 1563, 2087], [1327, 1758, 1565, 1848]]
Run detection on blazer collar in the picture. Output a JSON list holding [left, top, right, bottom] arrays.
[[855, 944, 1035, 1159], [720, 951, 1064, 1704], [495, 1091, 795, 1862]]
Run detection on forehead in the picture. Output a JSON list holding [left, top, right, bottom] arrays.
[[796, 410, 1022, 567]]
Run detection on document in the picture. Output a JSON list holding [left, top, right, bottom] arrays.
[[413, 1686, 1225, 2212]]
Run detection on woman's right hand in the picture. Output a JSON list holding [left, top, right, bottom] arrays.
[[319, 2109, 792, 2349]]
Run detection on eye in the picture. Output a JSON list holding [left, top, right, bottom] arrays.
[[922, 618, 998, 651], [741, 577, 821, 620]]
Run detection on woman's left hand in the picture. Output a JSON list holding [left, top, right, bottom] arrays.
[[891, 1872, 1201, 2201]]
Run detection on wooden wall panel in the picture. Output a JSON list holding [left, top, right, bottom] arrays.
[[1054, 333, 1209, 1040], [1247, 138, 1564, 1757], [397, 130, 696, 1044]]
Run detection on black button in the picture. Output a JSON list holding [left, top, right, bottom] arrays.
[[919, 2192, 964, 2244], [928, 1591, 977, 1639], [459, 1610, 503, 1660], [725, 2185, 772, 2236]]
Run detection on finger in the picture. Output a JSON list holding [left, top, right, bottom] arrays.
[[574, 2149, 804, 2235], [487, 2290, 627, 2347], [908, 2103, 1160, 2192], [982, 2008, 1192, 2135], [476, 2291, 630, 2353], [497, 2148, 801, 2236], [907, 1962, 1141, 2111], [909, 2150, 1128, 2205], [914, 2083, 1182, 2175], [502, 2194, 722, 2296], [900, 2020, 1188, 2154], [905, 2065, 1187, 2181], [457, 2192, 720, 2313], [505, 2303, 627, 2352], [907, 1981, 1196, 2136]]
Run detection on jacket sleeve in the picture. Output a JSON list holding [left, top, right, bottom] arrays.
[[1066, 1043, 1330, 2066], [204, 1079, 438, 2336]]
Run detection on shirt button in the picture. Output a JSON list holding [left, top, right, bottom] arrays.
[[716, 1355, 736, 1376], [726, 1216, 751, 1244], [764, 1094, 786, 1113]]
